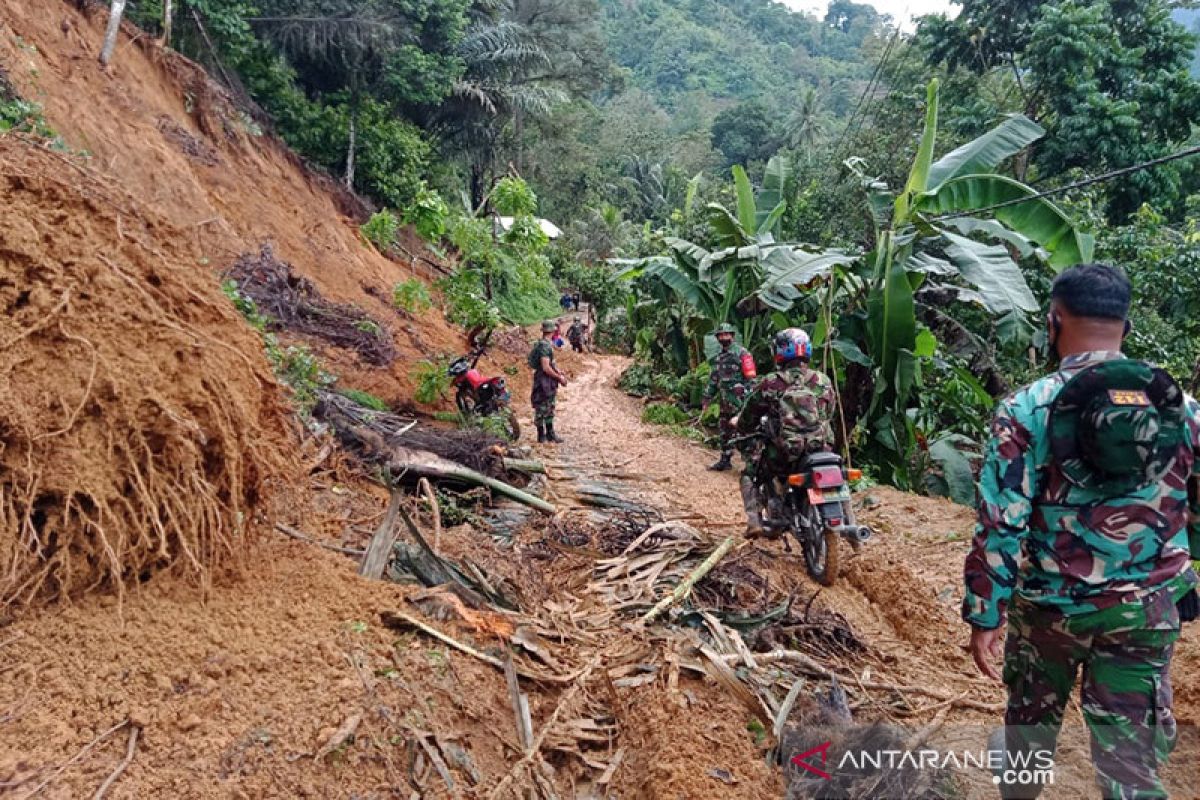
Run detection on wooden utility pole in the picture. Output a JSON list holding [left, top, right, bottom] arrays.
[[99, 0, 127, 66]]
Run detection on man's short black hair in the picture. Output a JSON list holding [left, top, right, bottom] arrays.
[[1050, 263, 1131, 321]]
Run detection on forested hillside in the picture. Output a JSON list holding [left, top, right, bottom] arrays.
[[5, 0, 1198, 504], [4, 1, 1200, 796]]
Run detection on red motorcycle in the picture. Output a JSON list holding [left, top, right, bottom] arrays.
[[447, 346, 521, 440]]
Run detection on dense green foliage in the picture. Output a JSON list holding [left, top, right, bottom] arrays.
[[132, 0, 1200, 502]]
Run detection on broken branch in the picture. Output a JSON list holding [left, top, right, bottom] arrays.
[[92, 725, 139, 800], [639, 536, 737, 624]]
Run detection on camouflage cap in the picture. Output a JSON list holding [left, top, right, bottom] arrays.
[[1049, 359, 1187, 493], [541, 320, 558, 333], [715, 323, 736, 336]]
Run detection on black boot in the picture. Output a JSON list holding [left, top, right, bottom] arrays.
[[536, 421, 547, 443], [545, 422, 564, 443], [708, 452, 733, 471]]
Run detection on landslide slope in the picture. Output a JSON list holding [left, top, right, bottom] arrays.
[[0, 0, 461, 403]]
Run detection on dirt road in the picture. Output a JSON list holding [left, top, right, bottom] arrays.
[[2, 351, 1197, 798], [541, 351, 1200, 799]]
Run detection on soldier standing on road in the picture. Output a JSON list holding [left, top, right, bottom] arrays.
[[734, 328, 836, 538], [964, 264, 1200, 799], [703, 323, 756, 472], [567, 316, 587, 353], [529, 320, 569, 444]]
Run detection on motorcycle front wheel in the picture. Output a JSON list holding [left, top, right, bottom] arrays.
[[795, 502, 839, 586], [455, 386, 477, 416]]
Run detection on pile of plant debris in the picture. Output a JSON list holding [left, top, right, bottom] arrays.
[[225, 244, 396, 365]]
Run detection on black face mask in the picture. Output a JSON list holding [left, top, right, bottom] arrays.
[[1046, 312, 1062, 365]]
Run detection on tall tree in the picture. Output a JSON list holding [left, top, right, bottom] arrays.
[[918, 0, 1200, 220]]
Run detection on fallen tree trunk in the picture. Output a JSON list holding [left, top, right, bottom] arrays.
[[386, 446, 555, 515]]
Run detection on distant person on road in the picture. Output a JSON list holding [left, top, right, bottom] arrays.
[[734, 328, 835, 538], [572, 292, 582, 311], [963, 263, 1200, 799], [560, 293, 573, 313], [703, 323, 757, 472], [567, 316, 589, 353], [529, 320, 569, 443]]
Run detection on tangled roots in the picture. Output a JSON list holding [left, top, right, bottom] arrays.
[[0, 139, 292, 611]]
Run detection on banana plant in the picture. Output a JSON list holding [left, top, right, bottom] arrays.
[[615, 155, 800, 359], [756, 79, 1093, 483]]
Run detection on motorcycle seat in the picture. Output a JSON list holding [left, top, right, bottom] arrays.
[[799, 451, 842, 469]]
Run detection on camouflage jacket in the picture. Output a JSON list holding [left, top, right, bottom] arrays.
[[704, 345, 752, 405], [567, 322, 585, 342], [963, 350, 1200, 630], [527, 338, 556, 375], [736, 363, 836, 456]]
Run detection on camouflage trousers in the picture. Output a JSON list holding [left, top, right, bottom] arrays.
[[531, 373, 558, 426], [717, 400, 738, 456], [1000, 586, 1181, 799]]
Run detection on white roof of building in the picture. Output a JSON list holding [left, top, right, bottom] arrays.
[[495, 216, 563, 239]]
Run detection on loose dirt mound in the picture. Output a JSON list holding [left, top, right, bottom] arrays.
[[0, 139, 291, 610]]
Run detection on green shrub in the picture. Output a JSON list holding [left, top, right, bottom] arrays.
[[491, 177, 538, 217], [362, 209, 400, 251], [642, 402, 690, 426], [412, 358, 450, 406], [402, 184, 449, 242], [338, 388, 389, 411], [271, 343, 335, 415], [436, 269, 500, 330], [0, 97, 54, 138], [393, 278, 433, 314], [221, 279, 271, 331]]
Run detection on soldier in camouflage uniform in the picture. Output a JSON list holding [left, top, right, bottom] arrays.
[[964, 264, 1200, 799], [529, 320, 569, 443], [567, 316, 588, 353], [735, 328, 836, 537], [703, 323, 755, 471]]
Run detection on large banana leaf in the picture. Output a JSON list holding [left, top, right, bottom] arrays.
[[894, 79, 940, 225], [906, 251, 958, 275], [756, 248, 857, 311], [733, 166, 757, 234], [925, 115, 1044, 191], [866, 236, 917, 399], [940, 230, 1039, 318], [705, 203, 750, 248], [914, 174, 1094, 270], [664, 236, 711, 268], [698, 246, 739, 283], [939, 216, 1042, 259], [610, 256, 672, 280], [757, 156, 791, 233]]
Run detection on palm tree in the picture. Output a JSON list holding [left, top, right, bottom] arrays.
[[569, 203, 636, 264], [249, 0, 410, 186], [436, 1, 564, 207], [785, 87, 826, 150]]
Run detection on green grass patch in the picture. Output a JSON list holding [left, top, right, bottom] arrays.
[[338, 388, 389, 411], [641, 402, 690, 426]]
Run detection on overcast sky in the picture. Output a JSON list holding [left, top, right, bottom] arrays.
[[780, 0, 959, 29]]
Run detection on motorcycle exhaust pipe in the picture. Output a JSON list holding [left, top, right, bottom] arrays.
[[839, 525, 872, 543]]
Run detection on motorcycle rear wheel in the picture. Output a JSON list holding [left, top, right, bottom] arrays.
[[796, 504, 839, 586]]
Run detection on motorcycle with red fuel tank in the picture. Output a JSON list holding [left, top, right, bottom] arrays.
[[447, 342, 520, 440]]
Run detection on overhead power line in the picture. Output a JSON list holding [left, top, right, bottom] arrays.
[[926, 145, 1200, 222]]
